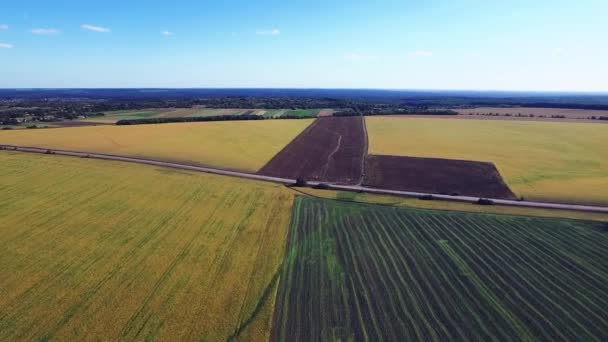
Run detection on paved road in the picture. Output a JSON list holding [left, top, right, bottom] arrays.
[[2, 144, 608, 215]]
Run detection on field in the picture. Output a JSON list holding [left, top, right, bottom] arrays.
[[272, 196, 608, 341], [366, 117, 608, 205], [282, 109, 321, 118], [0, 151, 296, 341], [0, 119, 313, 172], [82, 108, 253, 123], [456, 107, 608, 119], [161, 108, 255, 118], [317, 109, 335, 117], [82, 110, 170, 123], [365, 155, 516, 199], [295, 188, 608, 222], [84, 108, 323, 123], [263, 109, 323, 118], [258, 117, 365, 184]]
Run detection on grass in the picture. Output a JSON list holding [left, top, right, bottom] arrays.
[[0, 119, 314, 172], [0, 151, 294, 341], [283, 109, 320, 118], [264, 110, 287, 118], [83, 110, 167, 123], [181, 108, 248, 117], [273, 196, 608, 341], [366, 117, 608, 205], [262, 109, 320, 118]]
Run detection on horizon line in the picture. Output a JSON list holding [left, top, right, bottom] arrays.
[[1, 87, 607, 95]]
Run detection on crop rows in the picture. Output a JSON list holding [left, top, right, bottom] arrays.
[[0, 151, 294, 341], [272, 196, 608, 341]]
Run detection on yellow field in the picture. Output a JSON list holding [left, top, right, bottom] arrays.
[[366, 117, 608, 205], [0, 119, 313, 172], [0, 151, 294, 341]]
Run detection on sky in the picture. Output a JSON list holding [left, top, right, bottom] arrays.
[[0, 0, 607, 91]]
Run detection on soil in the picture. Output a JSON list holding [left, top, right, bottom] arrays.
[[317, 109, 335, 117], [364, 155, 517, 199], [257, 117, 365, 184]]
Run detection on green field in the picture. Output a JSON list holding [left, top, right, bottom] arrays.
[[366, 117, 608, 205], [83, 109, 249, 123], [282, 109, 320, 118], [273, 196, 608, 341], [0, 151, 295, 341], [263, 110, 287, 118], [83, 110, 166, 122], [179, 108, 250, 117], [262, 109, 320, 118]]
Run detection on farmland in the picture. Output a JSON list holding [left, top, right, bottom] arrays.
[[0, 151, 295, 341], [263, 109, 323, 118], [456, 107, 608, 119], [0, 119, 313, 172], [272, 196, 608, 341], [364, 155, 516, 199], [282, 109, 321, 118], [258, 117, 365, 184], [82, 108, 253, 123], [83, 108, 323, 124], [366, 117, 608, 205], [295, 188, 608, 222], [82, 109, 170, 123]]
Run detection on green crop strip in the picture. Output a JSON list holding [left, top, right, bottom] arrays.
[[437, 240, 534, 341], [271, 196, 608, 341]]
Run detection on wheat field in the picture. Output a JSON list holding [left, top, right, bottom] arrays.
[[0, 119, 313, 172], [366, 117, 608, 205], [0, 151, 294, 341]]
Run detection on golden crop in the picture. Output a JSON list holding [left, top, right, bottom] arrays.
[[366, 117, 608, 205], [0, 151, 294, 341], [0, 119, 313, 173]]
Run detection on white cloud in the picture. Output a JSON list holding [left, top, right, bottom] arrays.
[[256, 29, 280, 36], [0, 43, 14, 49], [31, 28, 61, 35], [81, 24, 110, 33], [0, 24, 8, 31], [161, 30, 173, 36], [409, 50, 434, 58]]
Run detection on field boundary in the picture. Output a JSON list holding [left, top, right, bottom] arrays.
[[2, 144, 608, 214], [359, 116, 369, 186]]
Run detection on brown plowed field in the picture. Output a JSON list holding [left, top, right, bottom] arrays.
[[257, 117, 365, 184], [365, 155, 516, 199]]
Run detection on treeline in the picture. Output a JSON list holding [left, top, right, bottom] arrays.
[[116, 114, 312, 125], [198, 97, 349, 109], [400, 97, 608, 109], [116, 109, 457, 126], [333, 109, 457, 117], [505, 102, 608, 111]]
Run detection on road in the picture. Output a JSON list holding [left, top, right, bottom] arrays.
[[2, 144, 608, 214]]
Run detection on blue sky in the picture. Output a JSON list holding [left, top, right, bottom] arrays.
[[0, 0, 607, 91]]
